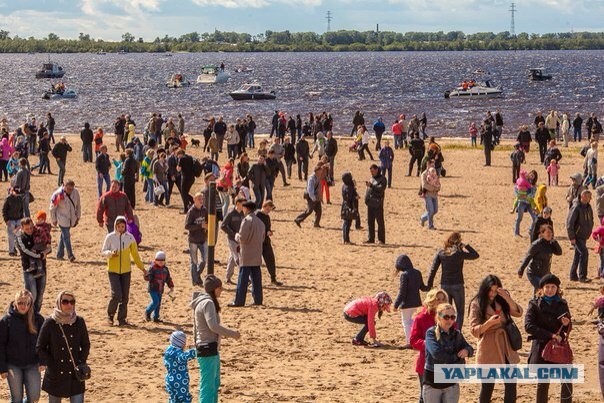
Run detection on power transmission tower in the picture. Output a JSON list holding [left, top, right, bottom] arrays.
[[509, 3, 516, 36], [326, 11, 332, 32]]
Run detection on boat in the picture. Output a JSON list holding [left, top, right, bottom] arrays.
[[166, 73, 191, 88], [529, 68, 552, 81], [42, 88, 77, 100], [233, 66, 254, 73], [444, 79, 503, 98], [228, 82, 276, 100], [35, 61, 65, 79], [96, 50, 106, 55], [196, 65, 230, 84]]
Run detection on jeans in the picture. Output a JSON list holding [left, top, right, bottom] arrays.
[[367, 206, 385, 243], [180, 176, 195, 213], [394, 135, 402, 149], [189, 242, 208, 285], [6, 363, 41, 403], [218, 191, 230, 218], [155, 180, 169, 205], [225, 239, 239, 282], [527, 272, 542, 294], [442, 283, 465, 329], [97, 172, 110, 198], [382, 166, 392, 188], [107, 271, 131, 322], [265, 176, 274, 201], [286, 160, 294, 179], [234, 266, 262, 306], [570, 237, 589, 281], [24, 266, 46, 313], [574, 127, 582, 142], [471, 136, 477, 146], [0, 159, 7, 181], [22, 192, 30, 218], [227, 144, 238, 159], [145, 178, 154, 203], [6, 219, 20, 254], [253, 186, 265, 208], [342, 219, 352, 243], [400, 307, 416, 344], [37, 152, 50, 173], [145, 290, 162, 320], [198, 355, 220, 403], [423, 384, 459, 403], [479, 381, 517, 403], [344, 313, 368, 341], [247, 131, 255, 148], [48, 393, 85, 403], [56, 159, 66, 187], [421, 196, 438, 229], [538, 142, 547, 163], [82, 143, 93, 162], [514, 200, 536, 236], [57, 226, 74, 259]]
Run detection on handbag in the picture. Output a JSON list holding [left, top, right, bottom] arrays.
[[504, 318, 522, 351], [58, 323, 91, 382], [541, 326, 573, 364], [153, 183, 165, 197]]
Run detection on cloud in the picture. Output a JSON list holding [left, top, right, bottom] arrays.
[[191, 0, 322, 8], [80, 0, 163, 15]]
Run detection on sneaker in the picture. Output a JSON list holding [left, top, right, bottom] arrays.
[[352, 338, 368, 346], [271, 280, 283, 286], [145, 312, 151, 322], [579, 278, 592, 283], [153, 318, 163, 323], [106, 317, 114, 326], [294, 220, 302, 228], [69, 256, 76, 263]]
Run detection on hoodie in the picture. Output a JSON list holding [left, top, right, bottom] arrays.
[[0, 138, 13, 161], [101, 216, 144, 274], [393, 255, 428, 309], [190, 294, 239, 348], [566, 173, 586, 208], [341, 172, 358, 212]]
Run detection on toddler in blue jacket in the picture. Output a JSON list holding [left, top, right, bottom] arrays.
[[164, 330, 196, 403]]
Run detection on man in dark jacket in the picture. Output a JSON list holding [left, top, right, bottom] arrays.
[[296, 136, 310, 181], [114, 115, 126, 152], [80, 122, 94, 163], [408, 133, 425, 176], [122, 148, 138, 209], [96, 180, 133, 232], [95, 145, 111, 198], [481, 119, 494, 166], [3, 187, 24, 256], [213, 117, 227, 153], [16, 217, 47, 312], [567, 189, 594, 282], [51, 136, 72, 187], [247, 156, 269, 208], [324, 131, 338, 184], [573, 112, 583, 142], [535, 122, 550, 163], [364, 164, 387, 244], [372, 118, 386, 151], [221, 197, 244, 284], [176, 149, 195, 213], [185, 193, 208, 286], [294, 165, 323, 228], [11, 158, 31, 218], [256, 200, 282, 285], [270, 111, 279, 138]]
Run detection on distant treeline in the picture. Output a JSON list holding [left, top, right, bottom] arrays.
[[2, 29, 604, 52]]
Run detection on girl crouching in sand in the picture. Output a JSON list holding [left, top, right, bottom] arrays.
[[343, 291, 392, 346]]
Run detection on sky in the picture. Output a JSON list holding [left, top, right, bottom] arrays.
[[0, 0, 603, 41]]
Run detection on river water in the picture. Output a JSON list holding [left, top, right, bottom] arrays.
[[3, 50, 604, 136]]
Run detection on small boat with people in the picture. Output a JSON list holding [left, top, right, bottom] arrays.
[[529, 67, 552, 81], [166, 73, 191, 88], [444, 79, 503, 98], [228, 82, 276, 100], [35, 61, 65, 79], [196, 64, 230, 84], [43, 83, 77, 99], [233, 66, 254, 73]]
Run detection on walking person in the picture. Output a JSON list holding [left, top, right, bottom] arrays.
[[573, 112, 583, 142], [248, 156, 269, 208], [80, 123, 93, 163], [16, 218, 48, 313], [96, 180, 133, 233], [11, 158, 31, 218], [221, 197, 244, 284], [51, 136, 72, 187], [364, 164, 387, 244], [535, 122, 550, 164], [176, 149, 195, 214], [357, 125, 374, 161], [294, 164, 323, 228], [95, 145, 111, 198], [409, 133, 425, 176], [420, 161, 441, 230], [518, 224, 562, 293], [567, 189, 594, 282], [256, 200, 283, 286], [50, 179, 81, 262], [152, 151, 169, 206], [372, 117, 386, 151], [185, 193, 208, 287], [114, 115, 126, 152], [46, 112, 56, 144], [296, 135, 310, 181], [394, 254, 428, 348], [3, 186, 24, 256], [324, 131, 338, 183], [482, 118, 494, 166], [378, 140, 394, 188], [341, 172, 359, 245], [143, 251, 174, 323]]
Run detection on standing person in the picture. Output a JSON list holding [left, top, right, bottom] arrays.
[[270, 111, 279, 138], [191, 275, 241, 403], [121, 148, 138, 209], [80, 122, 93, 163], [269, 137, 289, 187], [426, 232, 479, 330], [95, 145, 111, 198], [341, 172, 359, 245], [101, 216, 145, 326], [0, 289, 45, 403], [50, 180, 81, 263], [247, 156, 269, 208], [230, 201, 265, 307], [518, 224, 562, 292], [296, 135, 310, 181], [16, 218, 47, 313], [11, 158, 31, 218], [185, 193, 208, 287], [3, 186, 24, 256], [283, 137, 296, 181], [494, 109, 504, 144], [213, 116, 227, 153], [152, 151, 169, 206], [510, 143, 526, 184], [247, 115, 256, 149], [140, 149, 155, 204], [114, 115, 126, 152], [163, 331, 196, 403], [176, 149, 195, 214], [96, 180, 133, 233], [573, 112, 583, 142], [516, 124, 532, 152], [584, 141, 599, 189], [357, 125, 374, 161], [567, 189, 594, 282], [469, 275, 523, 403], [93, 127, 104, 159], [393, 254, 428, 348], [391, 119, 402, 150], [36, 291, 90, 403], [469, 122, 478, 147], [420, 161, 441, 230], [256, 200, 283, 286], [561, 113, 570, 147], [143, 251, 174, 323], [423, 303, 474, 403], [166, 146, 180, 205], [364, 164, 387, 243], [324, 131, 338, 184], [420, 112, 428, 139], [343, 291, 392, 346], [294, 164, 323, 228], [378, 140, 394, 188], [51, 136, 72, 187], [373, 117, 386, 151], [0, 137, 13, 182], [481, 118, 493, 166], [409, 133, 425, 177], [225, 124, 240, 160], [535, 122, 550, 164], [530, 206, 554, 243], [177, 113, 185, 136], [35, 131, 52, 174], [46, 112, 56, 144], [525, 274, 573, 403], [220, 197, 244, 284]]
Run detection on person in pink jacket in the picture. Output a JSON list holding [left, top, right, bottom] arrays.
[[0, 137, 14, 181], [343, 291, 392, 346], [409, 288, 448, 403], [592, 217, 604, 278]]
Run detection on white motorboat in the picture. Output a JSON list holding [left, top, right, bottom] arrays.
[[43, 88, 77, 100], [228, 82, 276, 100], [529, 68, 552, 81], [196, 65, 230, 84], [166, 73, 191, 88], [444, 80, 503, 98], [35, 61, 65, 79]]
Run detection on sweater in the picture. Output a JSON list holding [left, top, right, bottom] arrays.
[[343, 297, 379, 339], [191, 294, 239, 348], [220, 208, 243, 241], [236, 213, 265, 266], [0, 304, 45, 372], [427, 244, 479, 287], [49, 187, 81, 228], [96, 190, 133, 226], [185, 205, 208, 244]]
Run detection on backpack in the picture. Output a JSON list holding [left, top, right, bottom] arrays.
[[192, 158, 203, 178]]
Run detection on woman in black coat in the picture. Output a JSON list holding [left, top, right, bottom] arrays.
[[36, 291, 90, 402], [525, 274, 573, 403], [517, 223, 562, 293], [341, 171, 359, 244], [0, 289, 45, 402]]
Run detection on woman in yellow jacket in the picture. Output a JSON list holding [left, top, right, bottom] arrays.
[[101, 216, 144, 326]]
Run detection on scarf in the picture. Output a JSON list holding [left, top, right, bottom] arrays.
[[51, 291, 77, 325], [542, 295, 561, 304]]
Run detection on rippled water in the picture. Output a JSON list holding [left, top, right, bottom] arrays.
[[2, 50, 604, 136]]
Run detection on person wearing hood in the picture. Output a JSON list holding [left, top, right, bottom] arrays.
[[373, 117, 386, 151], [393, 255, 428, 348], [0, 289, 45, 403], [566, 172, 586, 209], [96, 179, 133, 233], [101, 216, 144, 326], [36, 290, 90, 402], [191, 275, 240, 403], [310, 131, 326, 160], [0, 137, 13, 182], [341, 171, 359, 244], [163, 331, 196, 403]]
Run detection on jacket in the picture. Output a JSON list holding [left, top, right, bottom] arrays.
[[96, 190, 133, 226], [296, 139, 310, 160], [365, 173, 387, 207], [409, 138, 425, 157], [283, 143, 296, 162], [80, 128, 93, 145], [152, 159, 167, 183], [566, 174, 586, 208], [49, 187, 81, 228], [306, 173, 321, 202], [248, 162, 269, 188], [220, 208, 243, 242], [530, 216, 553, 242], [225, 129, 240, 146], [517, 238, 562, 278], [185, 205, 208, 244], [101, 217, 144, 274], [36, 316, 90, 398], [325, 137, 338, 158], [95, 153, 111, 175], [393, 255, 427, 309], [236, 213, 265, 267], [525, 297, 572, 364], [343, 297, 380, 339], [424, 325, 473, 372], [535, 127, 550, 145], [122, 156, 138, 183], [427, 244, 479, 287], [0, 138, 12, 161], [421, 170, 441, 198], [2, 193, 24, 221], [378, 146, 394, 169], [191, 294, 239, 348], [51, 142, 72, 161], [0, 304, 45, 372], [144, 263, 174, 293], [544, 147, 562, 167], [566, 201, 594, 241], [341, 172, 358, 214], [12, 168, 30, 193], [255, 211, 272, 245], [17, 231, 43, 271], [410, 307, 435, 375], [596, 185, 604, 218], [516, 130, 532, 144]]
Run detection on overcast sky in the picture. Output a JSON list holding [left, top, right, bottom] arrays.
[[0, 0, 602, 41]]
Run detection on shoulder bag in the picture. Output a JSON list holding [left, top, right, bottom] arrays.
[[58, 323, 91, 382], [504, 318, 522, 351]]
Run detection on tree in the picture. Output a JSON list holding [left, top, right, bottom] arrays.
[[122, 32, 135, 42], [47, 33, 60, 41], [0, 30, 9, 40], [79, 32, 91, 41]]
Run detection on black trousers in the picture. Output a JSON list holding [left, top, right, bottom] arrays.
[[512, 163, 520, 184], [295, 198, 321, 226], [484, 143, 492, 166], [538, 142, 547, 163], [123, 180, 136, 209], [367, 206, 385, 243], [278, 160, 288, 185], [262, 241, 277, 282], [298, 158, 308, 180], [409, 154, 422, 176], [168, 175, 181, 204], [181, 176, 195, 213], [479, 382, 517, 403]]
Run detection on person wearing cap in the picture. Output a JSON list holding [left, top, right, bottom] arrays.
[[191, 275, 240, 401], [220, 196, 245, 284], [164, 330, 196, 403], [231, 201, 265, 306], [51, 136, 72, 187], [256, 200, 282, 286], [294, 163, 324, 228], [566, 189, 594, 282], [525, 274, 573, 403], [101, 215, 145, 326], [365, 163, 387, 243], [566, 172, 586, 209], [3, 186, 24, 256], [96, 179, 133, 233], [343, 291, 392, 346], [185, 193, 209, 286], [143, 251, 174, 323], [49, 179, 81, 262]]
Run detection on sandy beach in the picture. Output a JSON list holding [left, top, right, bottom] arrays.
[[0, 134, 601, 402]]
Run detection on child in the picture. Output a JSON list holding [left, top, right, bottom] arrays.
[[208, 132, 219, 161], [423, 167, 440, 195], [28, 211, 52, 278], [588, 285, 604, 321], [94, 127, 104, 158], [343, 291, 392, 346], [7, 151, 20, 178], [393, 255, 427, 348], [112, 153, 126, 188], [510, 170, 535, 213], [534, 183, 548, 214], [510, 143, 525, 184], [319, 156, 331, 204], [585, 141, 598, 189], [469, 122, 478, 147], [144, 251, 174, 322], [592, 217, 604, 279], [531, 206, 553, 242], [164, 331, 196, 403], [547, 158, 560, 186]]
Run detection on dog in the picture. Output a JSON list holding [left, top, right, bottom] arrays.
[[190, 138, 201, 148]]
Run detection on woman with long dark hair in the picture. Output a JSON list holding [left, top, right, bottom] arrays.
[[469, 275, 523, 403]]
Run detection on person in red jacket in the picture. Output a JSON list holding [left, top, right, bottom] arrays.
[[409, 288, 448, 403], [343, 291, 392, 347]]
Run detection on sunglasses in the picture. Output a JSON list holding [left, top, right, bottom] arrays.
[[16, 300, 31, 307], [61, 299, 76, 306], [439, 314, 457, 321]]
